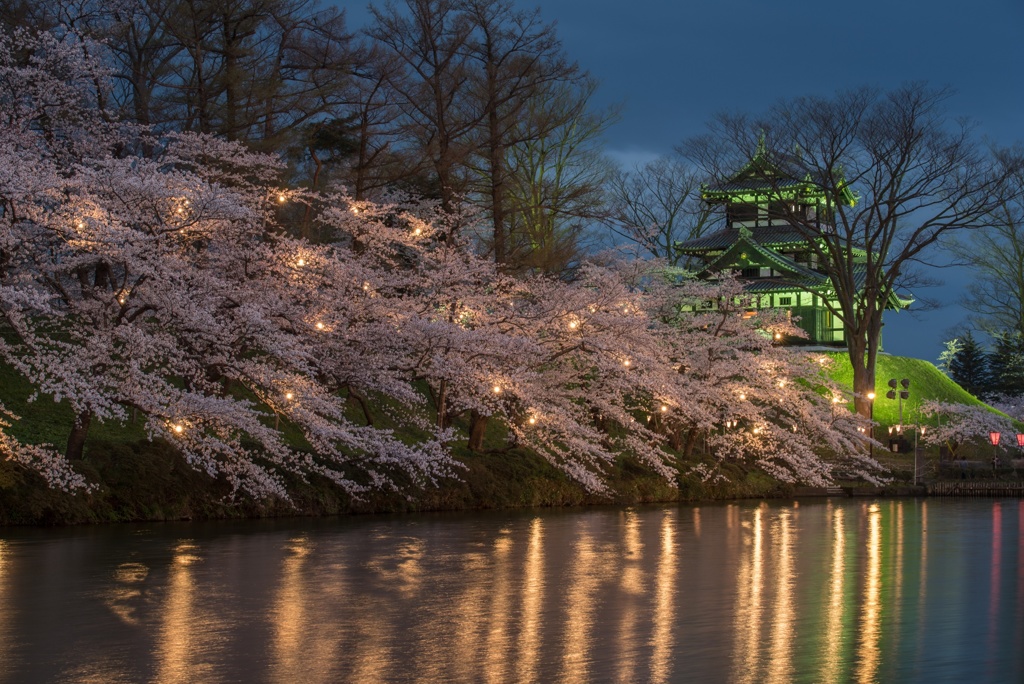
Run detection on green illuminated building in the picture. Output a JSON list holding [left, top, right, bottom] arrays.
[[675, 150, 910, 345]]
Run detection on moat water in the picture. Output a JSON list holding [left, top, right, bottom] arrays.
[[1, 498, 1022, 683]]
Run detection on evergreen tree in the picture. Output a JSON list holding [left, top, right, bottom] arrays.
[[986, 331, 1024, 398], [946, 331, 990, 397]]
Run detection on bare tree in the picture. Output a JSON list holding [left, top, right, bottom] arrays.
[[366, 0, 476, 213], [951, 159, 1024, 336], [683, 84, 1020, 417], [503, 77, 618, 274], [605, 156, 714, 266], [460, 0, 578, 265]]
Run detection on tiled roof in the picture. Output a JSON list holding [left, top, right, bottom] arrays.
[[676, 224, 813, 253], [709, 176, 810, 194]]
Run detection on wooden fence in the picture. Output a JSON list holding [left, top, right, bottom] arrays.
[[927, 481, 1024, 497]]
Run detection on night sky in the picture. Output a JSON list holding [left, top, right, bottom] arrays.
[[340, 0, 1024, 362]]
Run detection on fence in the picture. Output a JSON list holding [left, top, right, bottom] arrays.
[[927, 481, 1024, 497]]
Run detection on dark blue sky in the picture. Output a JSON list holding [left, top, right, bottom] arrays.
[[340, 0, 1024, 362]]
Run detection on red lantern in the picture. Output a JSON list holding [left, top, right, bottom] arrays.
[[989, 431, 1001, 446], [1016, 433, 1024, 448]]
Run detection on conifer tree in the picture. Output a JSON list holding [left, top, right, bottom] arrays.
[[987, 331, 1024, 398], [946, 331, 990, 397]]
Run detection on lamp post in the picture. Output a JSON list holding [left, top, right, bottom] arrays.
[[989, 431, 1001, 472], [886, 378, 910, 426], [1016, 433, 1024, 475], [915, 425, 926, 486], [867, 391, 876, 458]]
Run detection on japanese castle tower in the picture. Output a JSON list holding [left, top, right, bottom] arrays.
[[674, 148, 910, 345]]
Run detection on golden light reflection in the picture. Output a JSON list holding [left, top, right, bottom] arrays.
[[617, 511, 643, 684], [766, 508, 794, 684], [367, 537, 424, 598], [155, 541, 209, 684], [893, 502, 904, 652], [621, 510, 644, 594], [0, 540, 7, 669], [271, 536, 312, 683], [693, 507, 701, 537], [104, 562, 149, 626], [820, 506, 846, 683], [855, 504, 882, 683], [517, 518, 544, 684], [484, 532, 513, 684], [650, 510, 677, 684], [732, 505, 765, 684], [450, 548, 489, 683], [560, 532, 599, 684]]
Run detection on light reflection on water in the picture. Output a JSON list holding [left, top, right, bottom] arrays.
[[1, 499, 1023, 683]]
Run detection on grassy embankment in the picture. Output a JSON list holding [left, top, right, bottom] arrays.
[[0, 351, 998, 525]]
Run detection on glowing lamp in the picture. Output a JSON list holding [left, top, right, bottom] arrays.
[[622, 359, 631, 367], [315, 322, 325, 330], [172, 424, 184, 434], [568, 320, 578, 330], [774, 332, 782, 341], [867, 392, 876, 401], [297, 258, 305, 267], [660, 405, 668, 412], [277, 194, 286, 203], [285, 392, 294, 401], [528, 416, 536, 425], [1017, 433, 1024, 448], [492, 385, 502, 394], [989, 431, 1001, 446]]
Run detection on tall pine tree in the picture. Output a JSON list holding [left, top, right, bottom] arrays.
[[947, 331, 990, 397], [986, 331, 1024, 398]]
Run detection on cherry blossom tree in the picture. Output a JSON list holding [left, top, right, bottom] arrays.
[[0, 26, 890, 501], [920, 400, 1014, 460]]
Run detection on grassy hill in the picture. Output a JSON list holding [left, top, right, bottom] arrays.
[[822, 351, 991, 427]]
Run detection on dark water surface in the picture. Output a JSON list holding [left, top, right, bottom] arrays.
[[1, 498, 1023, 683]]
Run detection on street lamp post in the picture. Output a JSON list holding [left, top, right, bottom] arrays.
[[915, 425, 926, 486], [867, 391, 876, 458], [989, 431, 1001, 472]]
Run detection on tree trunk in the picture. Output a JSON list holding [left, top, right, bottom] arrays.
[[468, 409, 488, 452], [848, 319, 880, 418], [65, 410, 92, 460], [488, 105, 507, 264], [682, 427, 699, 459], [435, 379, 448, 429]]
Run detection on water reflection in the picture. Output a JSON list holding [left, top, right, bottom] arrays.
[[649, 510, 676, 684], [0, 500, 1021, 683], [855, 503, 882, 683], [820, 505, 847, 683], [517, 518, 544, 684], [155, 541, 209, 684]]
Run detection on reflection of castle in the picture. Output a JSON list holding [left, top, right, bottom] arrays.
[[675, 149, 910, 345]]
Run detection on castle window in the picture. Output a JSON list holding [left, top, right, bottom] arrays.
[[728, 204, 758, 224], [778, 296, 792, 306]]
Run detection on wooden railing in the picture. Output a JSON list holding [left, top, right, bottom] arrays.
[[927, 481, 1024, 497]]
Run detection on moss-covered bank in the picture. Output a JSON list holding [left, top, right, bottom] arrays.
[[0, 437, 795, 526]]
